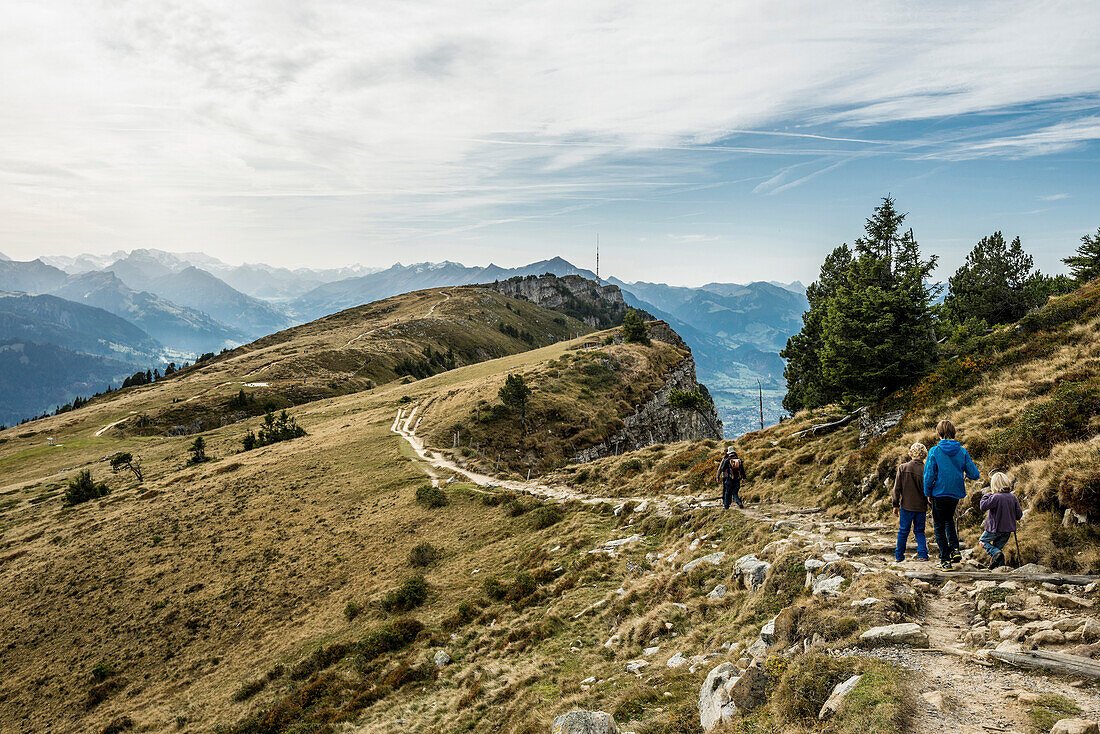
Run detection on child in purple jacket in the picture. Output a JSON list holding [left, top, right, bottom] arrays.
[[978, 472, 1023, 569]]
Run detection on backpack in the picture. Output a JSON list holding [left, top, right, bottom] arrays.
[[721, 457, 742, 479]]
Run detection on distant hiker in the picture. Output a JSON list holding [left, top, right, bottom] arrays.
[[924, 419, 980, 570], [716, 447, 746, 510], [979, 472, 1023, 569], [892, 442, 930, 562]]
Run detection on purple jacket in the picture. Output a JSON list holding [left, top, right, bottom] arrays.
[[979, 491, 1022, 533]]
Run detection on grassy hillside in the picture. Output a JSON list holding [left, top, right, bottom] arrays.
[[55, 286, 591, 438]]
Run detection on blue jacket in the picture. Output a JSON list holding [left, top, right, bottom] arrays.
[[923, 439, 979, 499]]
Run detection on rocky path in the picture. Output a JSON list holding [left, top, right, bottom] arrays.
[[393, 409, 1100, 733], [345, 290, 452, 348]]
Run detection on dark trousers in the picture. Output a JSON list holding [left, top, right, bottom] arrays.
[[722, 478, 742, 509], [930, 496, 960, 562]]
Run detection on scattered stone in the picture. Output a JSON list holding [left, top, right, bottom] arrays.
[[1013, 563, 1052, 575], [707, 584, 727, 600], [683, 552, 726, 573], [834, 541, 864, 556], [643, 646, 660, 656], [1041, 590, 1095, 609], [624, 660, 648, 674], [1083, 619, 1100, 641], [433, 650, 452, 667], [819, 674, 862, 720], [851, 597, 880, 608], [1050, 719, 1100, 734], [551, 710, 621, 734], [859, 623, 929, 647], [804, 559, 825, 573], [1029, 629, 1066, 646], [581, 676, 597, 685], [605, 534, 644, 548], [812, 575, 844, 597], [941, 580, 959, 594], [666, 652, 686, 669], [726, 658, 767, 713], [921, 690, 948, 711], [746, 638, 768, 659], [760, 617, 776, 645], [733, 554, 770, 591], [698, 663, 739, 731]]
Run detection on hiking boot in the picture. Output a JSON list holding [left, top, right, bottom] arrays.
[[950, 550, 962, 564], [990, 553, 1006, 569], [736, 501, 744, 509], [915, 555, 930, 562], [937, 561, 954, 571]]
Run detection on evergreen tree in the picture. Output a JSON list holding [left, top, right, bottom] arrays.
[[943, 232, 1044, 325], [498, 373, 532, 427], [782, 197, 938, 410], [187, 436, 209, 465], [65, 470, 109, 505], [109, 452, 144, 482], [1064, 227, 1100, 284], [621, 309, 649, 344]]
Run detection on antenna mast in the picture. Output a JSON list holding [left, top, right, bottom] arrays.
[[596, 233, 600, 280]]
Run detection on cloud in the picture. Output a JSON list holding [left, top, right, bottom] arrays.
[[1040, 193, 1070, 201], [0, 0, 1098, 268]]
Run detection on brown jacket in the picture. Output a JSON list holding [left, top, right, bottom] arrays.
[[893, 459, 928, 513]]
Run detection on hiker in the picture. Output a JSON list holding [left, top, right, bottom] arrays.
[[716, 447, 746, 510], [924, 419, 980, 570], [892, 442, 930, 562], [979, 472, 1023, 569]]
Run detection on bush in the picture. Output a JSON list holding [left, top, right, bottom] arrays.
[[65, 470, 109, 505], [529, 505, 564, 530], [415, 485, 448, 508], [379, 575, 428, 613], [232, 677, 268, 701], [442, 601, 479, 632], [482, 578, 507, 600], [407, 541, 442, 567], [344, 601, 361, 622], [242, 410, 306, 451], [669, 389, 710, 411], [988, 383, 1100, 462]]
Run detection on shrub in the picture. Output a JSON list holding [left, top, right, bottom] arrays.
[[1054, 461, 1100, 519], [505, 572, 537, 603], [357, 617, 424, 661], [378, 575, 428, 614], [442, 601, 478, 631], [482, 578, 507, 600], [669, 388, 710, 411], [414, 484, 447, 508], [408, 541, 442, 567], [65, 471, 109, 505], [242, 411, 307, 452], [344, 601, 361, 622], [232, 677, 267, 701], [187, 436, 209, 465], [529, 505, 564, 530], [620, 459, 644, 476], [504, 498, 529, 516], [988, 383, 1100, 463]]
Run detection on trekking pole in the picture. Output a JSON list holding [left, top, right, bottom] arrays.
[[1013, 530, 1022, 564]]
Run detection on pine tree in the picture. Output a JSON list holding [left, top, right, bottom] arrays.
[[187, 436, 209, 465], [498, 373, 532, 428], [1064, 228, 1100, 284], [943, 232, 1044, 325], [621, 309, 649, 344]]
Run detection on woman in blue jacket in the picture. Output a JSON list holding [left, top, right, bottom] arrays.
[[923, 419, 980, 570]]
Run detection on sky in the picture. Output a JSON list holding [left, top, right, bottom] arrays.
[[1, 0, 1098, 286]]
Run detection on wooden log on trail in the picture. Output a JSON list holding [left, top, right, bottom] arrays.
[[988, 649, 1100, 679], [905, 570, 1100, 586], [789, 411, 860, 440]]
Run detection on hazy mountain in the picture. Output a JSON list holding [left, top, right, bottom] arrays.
[[0, 252, 10, 261], [0, 292, 163, 364], [105, 250, 179, 290], [141, 266, 291, 338], [0, 259, 68, 293], [40, 252, 123, 273], [0, 340, 140, 426], [51, 271, 246, 354], [290, 256, 597, 321]]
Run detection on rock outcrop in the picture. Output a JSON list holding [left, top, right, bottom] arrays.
[[488, 274, 637, 329], [574, 334, 722, 461], [551, 710, 621, 734]]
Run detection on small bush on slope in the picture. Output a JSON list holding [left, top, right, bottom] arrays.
[[378, 575, 428, 614], [414, 484, 447, 508], [64, 470, 109, 505]]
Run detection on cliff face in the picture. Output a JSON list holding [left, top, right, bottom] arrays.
[[574, 323, 723, 462], [487, 274, 636, 328]]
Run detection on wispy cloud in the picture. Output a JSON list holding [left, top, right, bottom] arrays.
[[1039, 193, 1070, 201]]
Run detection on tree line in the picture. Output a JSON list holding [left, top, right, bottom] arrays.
[[781, 196, 1099, 413]]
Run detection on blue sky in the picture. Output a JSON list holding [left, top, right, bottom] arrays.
[[1, 1, 1097, 285]]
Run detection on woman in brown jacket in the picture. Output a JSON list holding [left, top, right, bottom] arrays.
[[893, 442, 930, 562]]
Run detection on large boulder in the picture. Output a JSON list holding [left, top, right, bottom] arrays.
[[1051, 719, 1100, 734], [819, 674, 862, 719], [734, 553, 771, 591], [727, 658, 767, 713], [859, 623, 929, 647], [698, 662, 739, 731], [551, 710, 621, 734]]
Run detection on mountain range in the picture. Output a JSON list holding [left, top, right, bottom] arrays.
[[0, 249, 808, 432]]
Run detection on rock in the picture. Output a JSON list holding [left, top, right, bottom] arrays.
[[733, 554, 770, 591], [1082, 618, 1100, 641], [812, 575, 845, 597], [581, 676, 597, 684], [1054, 617, 1086, 632], [921, 690, 948, 711], [941, 580, 959, 594], [858, 406, 906, 447], [1050, 719, 1100, 734], [1029, 629, 1066, 646], [859, 623, 929, 647], [726, 658, 767, 714], [643, 646, 660, 656], [551, 710, 621, 734], [1040, 590, 1096, 609], [822, 552, 842, 562], [746, 638, 768, 659], [683, 552, 726, 573], [1013, 563, 1052, 575], [433, 649, 452, 667], [760, 617, 777, 645], [666, 652, 687, 669], [850, 597, 880, 608], [819, 674, 862, 720], [804, 559, 826, 573], [624, 660, 648, 674], [698, 663, 739, 731], [834, 541, 864, 556], [707, 584, 727, 600], [605, 534, 644, 548]]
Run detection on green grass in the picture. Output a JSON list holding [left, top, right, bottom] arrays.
[[1026, 693, 1081, 733]]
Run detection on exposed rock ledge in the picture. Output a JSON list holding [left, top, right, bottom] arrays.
[[573, 328, 723, 462]]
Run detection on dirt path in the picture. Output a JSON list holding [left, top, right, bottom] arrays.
[[93, 414, 134, 437], [392, 408, 1100, 732], [345, 290, 452, 348]]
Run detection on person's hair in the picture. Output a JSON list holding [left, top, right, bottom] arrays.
[[908, 442, 928, 461], [990, 472, 1014, 493], [726, 447, 738, 456], [936, 419, 956, 439]]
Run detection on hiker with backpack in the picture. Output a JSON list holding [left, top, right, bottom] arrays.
[[924, 419, 980, 570], [979, 472, 1023, 569], [716, 447, 746, 510], [892, 442, 930, 562]]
